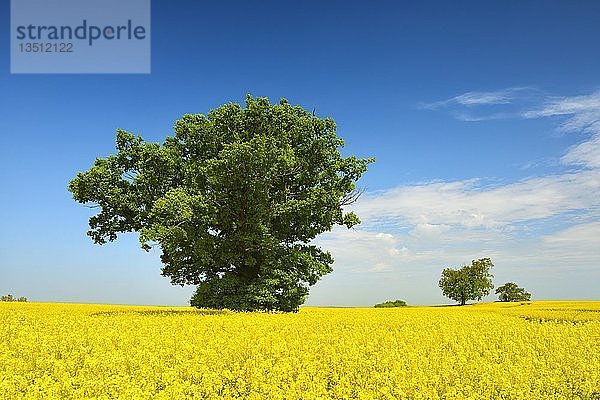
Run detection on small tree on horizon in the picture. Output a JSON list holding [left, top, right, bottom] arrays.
[[496, 282, 531, 302], [438, 258, 494, 305]]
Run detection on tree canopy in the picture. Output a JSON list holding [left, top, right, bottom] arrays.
[[495, 282, 531, 302], [438, 258, 494, 305], [69, 95, 373, 312]]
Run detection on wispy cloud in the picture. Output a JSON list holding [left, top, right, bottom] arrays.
[[421, 88, 600, 170], [454, 112, 515, 122], [352, 170, 599, 232], [424, 88, 600, 133], [561, 134, 600, 168], [523, 91, 600, 117], [523, 91, 600, 170], [420, 87, 534, 110], [419, 87, 542, 121], [523, 90, 600, 134]]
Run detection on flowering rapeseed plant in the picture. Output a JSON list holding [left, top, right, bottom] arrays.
[[1, 301, 598, 399]]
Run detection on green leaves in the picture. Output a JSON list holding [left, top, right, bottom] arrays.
[[496, 282, 531, 302], [69, 95, 373, 311], [374, 299, 407, 308], [439, 258, 494, 305]]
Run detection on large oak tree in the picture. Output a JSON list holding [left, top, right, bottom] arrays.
[[69, 96, 373, 311]]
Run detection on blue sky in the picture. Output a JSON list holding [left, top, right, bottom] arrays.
[[1, 1, 599, 306]]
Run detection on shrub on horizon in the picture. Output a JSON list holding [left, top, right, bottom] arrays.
[[374, 299, 407, 308]]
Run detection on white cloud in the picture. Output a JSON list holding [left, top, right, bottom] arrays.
[[561, 134, 600, 169], [542, 221, 600, 245], [423, 88, 600, 134], [352, 171, 600, 231], [421, 87, 530, 110], [316, 229, 410, 274], [523, 91, 600, 135], [454, 112, 515, 122], [522, 91, 600, 117], [424, 88, 600, 170], [419, 87, 543, 122], [409, 223, 451, 238], [453, 91, 513, 106], [523, 90, 600, 171]]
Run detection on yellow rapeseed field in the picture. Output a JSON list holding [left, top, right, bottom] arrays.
[[1, 301, 599, 399]]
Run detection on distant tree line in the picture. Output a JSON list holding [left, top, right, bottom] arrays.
[[1, 294, 27, 302]]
